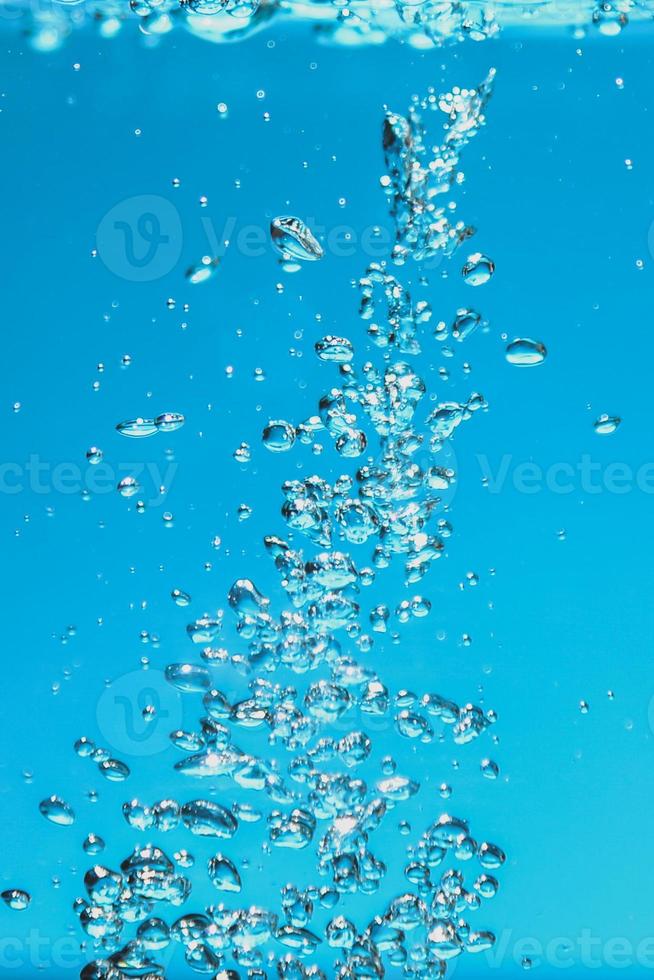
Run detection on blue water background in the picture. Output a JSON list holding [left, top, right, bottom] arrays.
[[1, 20, 654, 977]]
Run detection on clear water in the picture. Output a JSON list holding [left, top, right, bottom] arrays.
[[1, 2, 654, 978]]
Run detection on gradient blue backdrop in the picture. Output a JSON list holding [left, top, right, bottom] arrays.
[[1, 16, 653, 978]]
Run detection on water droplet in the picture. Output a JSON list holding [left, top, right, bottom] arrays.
[[165, 663, 211, 693], [505, 338, 547, 366], [262, 419, 296, 453], [594, 414, 621, 435], [84, 865, 123, 905], [86, 447, 103, 465], [137, 916, 171, 950], [74, 736, 95, 758], [270, 216, 324, 262], [186, 256, 220, 284], [315, 336, 354, 363], [207, 853, 242, 892], [462, 252, 495, 286], [39, 796, 75, 826], [155, 411, 185, 432], [83, 833, 106, 855], [1, 889, 31, 911], [115, 418, 158, 439], [452, 307, 483, 342], [480, 758, 499, 779], [117, 476, 140, 498], [98, 758, 131, 782], [234, 441, 252, 463], [181, 799, 238, 838]]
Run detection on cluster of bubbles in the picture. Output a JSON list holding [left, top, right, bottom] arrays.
[[377, 78, 545, 367], [27, 72, 514, 980], [3, 0, 634, 969], [5, 0, 647, 52], [382, 69, 495, 266], [73, 736, 132, 784], [69, 809, 504, 978], [67, 765, 505, 977]]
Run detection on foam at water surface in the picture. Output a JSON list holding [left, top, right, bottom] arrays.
[[5, 0, 654, 51]]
